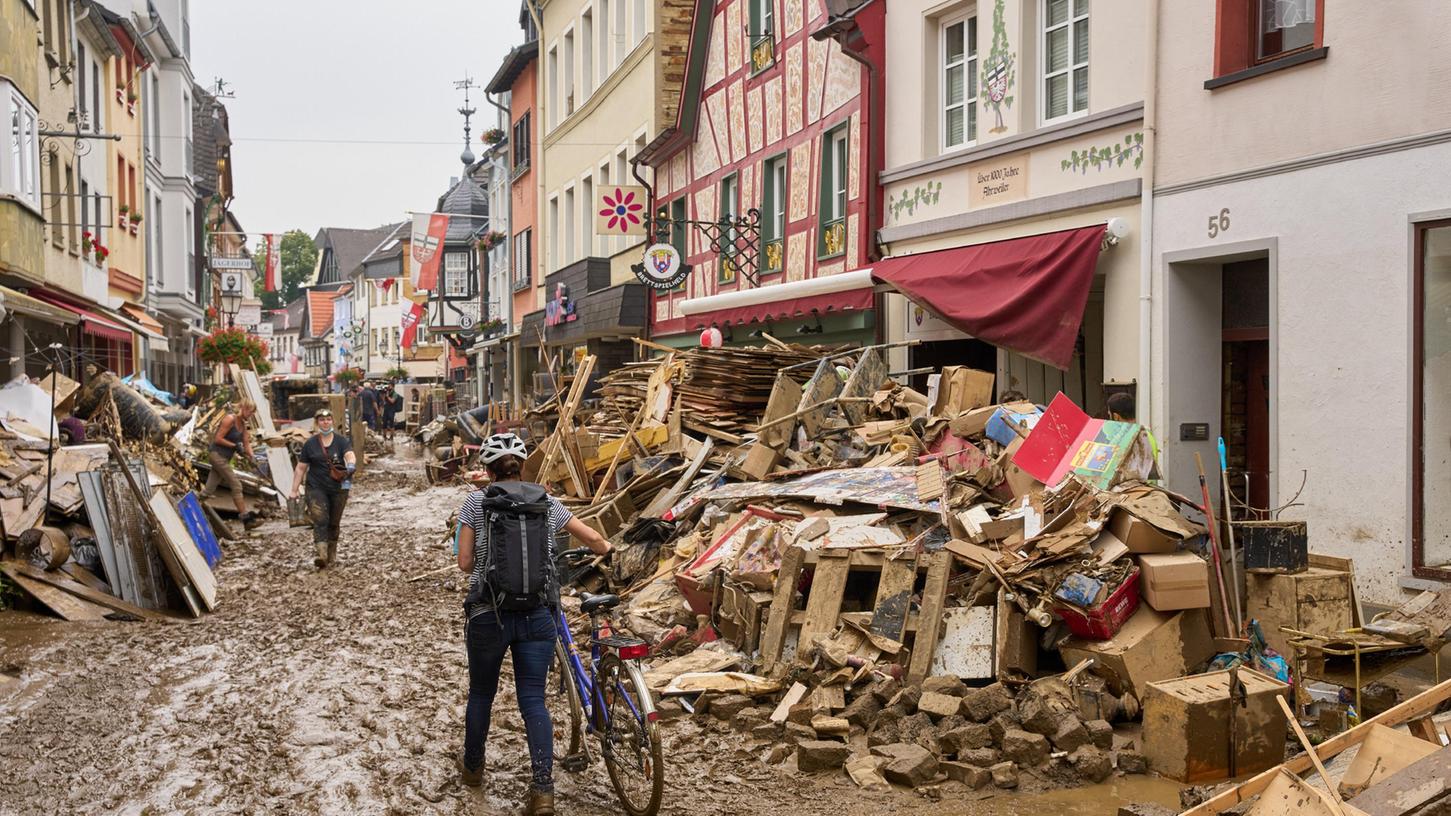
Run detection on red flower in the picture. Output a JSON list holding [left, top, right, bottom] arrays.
[[598, 187, 644, 234]]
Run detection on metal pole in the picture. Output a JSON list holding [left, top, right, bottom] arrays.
[[43, 343, 61, 512]]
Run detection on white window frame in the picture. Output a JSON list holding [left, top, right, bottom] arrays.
[[562, 27, 576, 117], [764, 154, 787, 246], [444, 252, 470, 297], [563, 183, 576, 265], [581, 8, 595, 99], [940, 13, 978, 152], [4, 84, 42, 213], [1040, 0, 1089, 125], [547, 43, 559, 130]]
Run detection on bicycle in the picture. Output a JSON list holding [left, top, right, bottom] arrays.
[[547, 547, 664, 816]]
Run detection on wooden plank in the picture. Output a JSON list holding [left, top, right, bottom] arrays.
[[0, 562, 109, 621], [907, 550, 952, 684], [1183, 677, 1451, 815], [641, 437, 715, 518], [760, 545, 806, 673], [1348, 746, 1451, 816], [756, 373, 805, 449], [794, 359, 844, 440], [101, 464, 167, 609], [60, 562, 112, 594], [869, 554, 918, 644], [266, 446, 294, 501], [148, 491, 218, 611], [769, 682, 809, 723], [2, 561, 170, 621], [795, 551, 852, 663], [1276, 695, 1350, 816]]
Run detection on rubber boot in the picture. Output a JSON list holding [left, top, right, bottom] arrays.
[[456, 755, 482, 787], [241, 511, 262, 530], [326, 539, 338, 566], [522, 789, 555, 816], [314, 540, 328, 569]]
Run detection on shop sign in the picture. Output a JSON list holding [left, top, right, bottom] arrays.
[[904, 298, 970, 343], [595, 185, 648, 236], [633, 243, 691, 290], [967, 154, 1029, 209], [545, 283, 577, 327]]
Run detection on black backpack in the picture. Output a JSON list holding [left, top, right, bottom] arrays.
[[468, 481, 556, 611]]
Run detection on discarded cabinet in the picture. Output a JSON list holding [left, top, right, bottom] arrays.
[[1246, 565, 1355, 659], [1141, 668, 1289, 783], [1235, 520, 1308, 574]]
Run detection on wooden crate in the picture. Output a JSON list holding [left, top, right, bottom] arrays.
[[1245, 565, 1354, 659], [1142, 668, 1289, 783]]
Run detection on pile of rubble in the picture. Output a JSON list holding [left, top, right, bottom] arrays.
[[494, 338, 1451, 805], [0, 363, 294, 621]]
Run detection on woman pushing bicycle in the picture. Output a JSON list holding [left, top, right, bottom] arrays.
[[454, 432, 611, 815]]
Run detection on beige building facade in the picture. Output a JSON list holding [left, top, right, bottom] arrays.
[[880, 0, 1148, 414], [1149, 0, 1451, 602]]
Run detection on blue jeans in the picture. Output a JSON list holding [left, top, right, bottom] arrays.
[[463, 607, 556, 792]]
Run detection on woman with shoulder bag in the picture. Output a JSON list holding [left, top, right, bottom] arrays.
[[290, 408, 356, 568]]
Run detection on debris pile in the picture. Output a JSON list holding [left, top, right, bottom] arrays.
[[483, 338, 1451, 803], [0, 363, 295, 621]]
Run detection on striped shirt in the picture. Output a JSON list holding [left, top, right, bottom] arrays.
[[458, 485, 573, 620]]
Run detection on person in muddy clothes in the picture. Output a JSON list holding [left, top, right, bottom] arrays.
[[454, 432, 611, 815], [359, 380, 379, 431], [290, 408, 356, 568], [380, 383, 403, 441], [201, 399, 261, 529]]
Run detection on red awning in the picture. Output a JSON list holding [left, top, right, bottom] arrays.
[[870, 225, 1107, 369], [28, 291, 135, 344], [684, 285, 875, 329]]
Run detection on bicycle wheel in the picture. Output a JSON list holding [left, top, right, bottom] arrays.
[[596, 653, 664, 816], [549, 639, 584, 764]]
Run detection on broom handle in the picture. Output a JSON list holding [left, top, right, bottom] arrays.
[[1218, 438, 1244, 631], [1196, 452, 1237, 637]]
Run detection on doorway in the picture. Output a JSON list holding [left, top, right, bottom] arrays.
[[1221, 260, 1271, 515]]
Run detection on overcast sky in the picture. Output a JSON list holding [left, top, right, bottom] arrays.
[[190, 1, 520, 238]]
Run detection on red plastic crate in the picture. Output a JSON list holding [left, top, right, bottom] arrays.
[[1055, 567, 1141, 640]]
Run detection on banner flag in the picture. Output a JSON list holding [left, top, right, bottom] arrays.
[[410, 213, 450, 291], [401, 301, 425, 350]]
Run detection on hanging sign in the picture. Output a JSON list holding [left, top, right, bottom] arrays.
[[545, 282, 577, 327], [595, 185, 648, 236], [633, 243, 690, 290]]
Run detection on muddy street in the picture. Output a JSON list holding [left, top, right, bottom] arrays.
[[0, 457, 1181, 816]]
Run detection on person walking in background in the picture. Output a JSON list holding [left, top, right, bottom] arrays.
[[380, 383, 403, 441], [201, 399, 261, 529], [359, 380, 379, 432], [290, 408, 356, 569]]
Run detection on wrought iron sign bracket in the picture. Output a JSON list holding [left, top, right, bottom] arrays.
[[648, 207, 764, 287]]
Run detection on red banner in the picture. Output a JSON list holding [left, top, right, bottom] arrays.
[[400, 301, 425, 350], [410, 213, 450, 291], [263, 233, 279, 292], [380, 277, 395, 292]]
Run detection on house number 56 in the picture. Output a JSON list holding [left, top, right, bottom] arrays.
[[1207, 208, 1231, 238]]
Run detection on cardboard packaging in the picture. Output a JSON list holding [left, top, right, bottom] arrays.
[[1058, 607, 1215, 698], [1141, 668, 1289, 783], [1138, 552, 1211, 610], [1011, 393, 1155, 489], [1245, 565, 1355, 658], [1108, 507, 1180, 554], [930, 366, 995, 416], [717, 581, 773, 655]]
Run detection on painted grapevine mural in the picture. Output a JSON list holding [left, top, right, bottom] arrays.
[[981, 0, 1016, 134]]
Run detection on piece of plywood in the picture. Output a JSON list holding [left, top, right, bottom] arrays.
[[795, 551, 852, 662], [930, 605, 996, 679], [869, 555, 918, 643], [1337, 724, 1442, 799], [101, 464, 168, 609], [1348, 745, 1451, 816], [769, 682, 808, 723], [838, 348, 887, 426], [760, 545, 806, 673], [907, 551, 952, 684], [1248, 769, 1368, 816], [77, 471, 120, 595], [794, 359, 843, 440], [148, 491, 218, 611], [0, 562, 109, 621], [2, 560, 168, 621], [266, 446, 293, 504]]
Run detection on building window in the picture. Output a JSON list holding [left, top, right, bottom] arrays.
[[444, 252, 471, 297], [4, 85, 41, 210], [669, 197, 687, 291], [762, 154, 787, 272], [149, 73, 161, 157], [942, 15, 977, 150], [564, 185, 576, 263], [819, 126, 848, 258], [1209, 0, 1324, 82], [514, 228, 532, 291], [718, 174, 738, 284], [582, 9, 594, 98], [1415, 220, 1451, 579], [549, 196, 560, 273], [1258, 0, 1315, 61], [749, 0, 775, 72], [547, 46, 559, 128], [512, 111, 531, 169], [78, 42, 88, 128], [1042, 0, 1088, 122], [563, 29, 576, 116], [633, 0, 647, 45], [581, 174, 594, 257]]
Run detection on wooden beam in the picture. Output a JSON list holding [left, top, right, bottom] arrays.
[[796, 551, 852, 664], [760, 545, 806, 674], [906, 551, 952, 684]]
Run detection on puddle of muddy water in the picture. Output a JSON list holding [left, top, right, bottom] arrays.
[[936, 775, 1185, 815]]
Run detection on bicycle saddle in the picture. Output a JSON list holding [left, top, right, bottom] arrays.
[[580, 593, 621, 614]]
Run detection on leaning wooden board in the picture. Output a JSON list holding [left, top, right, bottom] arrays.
[[1, 561, 169, 621], [0, 562, 110, 621], [148, 491, 218, 611]]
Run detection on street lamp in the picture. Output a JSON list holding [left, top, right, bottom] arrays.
[[218, 270, 245, 329]]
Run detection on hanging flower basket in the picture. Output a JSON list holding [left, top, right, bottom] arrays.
[[477, 230, 507, 252], [335, 367, 364, 386], [197, 326, 272, 375], [482, 127, 505, 145]]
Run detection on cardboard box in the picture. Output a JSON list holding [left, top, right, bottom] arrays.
[[1058, 607, 1215, 698], [717, 581, 774, 655], [1139, 552, 1211, 610], [931, 366, 995, 416], [1141, 668, 1289, 783], [1108, 507, 1181, 554], [1245, 565, 1355, 659]]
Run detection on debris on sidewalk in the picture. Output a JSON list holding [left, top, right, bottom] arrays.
[[1, 363, 297, 621]]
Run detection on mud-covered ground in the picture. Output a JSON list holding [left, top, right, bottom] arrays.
[[0, 454, 1184, 816]]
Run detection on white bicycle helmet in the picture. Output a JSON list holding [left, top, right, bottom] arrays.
[[480, 432, 529, 464]]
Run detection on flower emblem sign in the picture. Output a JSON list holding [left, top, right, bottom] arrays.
[[599, 187, 645, 234]]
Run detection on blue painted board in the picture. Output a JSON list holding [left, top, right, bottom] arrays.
[[178, 492, 222, 569]]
